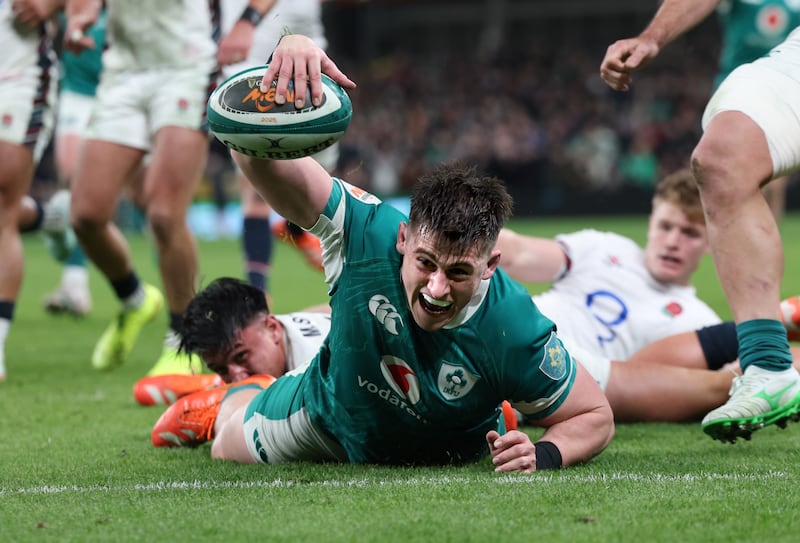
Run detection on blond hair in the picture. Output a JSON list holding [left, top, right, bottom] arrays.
[[652, 168, 705, 224]]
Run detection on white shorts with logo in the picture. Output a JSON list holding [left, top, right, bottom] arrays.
[[85, 67, 213, 151], [241, 369, 348, 464], [56, 90, 95, 138], [559, 335, 612, 392], [0, 67, 56, 164], [702, 26, 800, 177]]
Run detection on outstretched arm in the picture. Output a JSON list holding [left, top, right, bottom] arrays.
[[494, 228, 567, 284], [233, 35, 357, 229], [600, 0, 720, 91], [217, 0, 277, 66]]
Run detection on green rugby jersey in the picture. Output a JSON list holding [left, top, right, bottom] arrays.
[[298, 178, 576, 465], [59, 10, 106, 96], [715, 0, 800, 88]]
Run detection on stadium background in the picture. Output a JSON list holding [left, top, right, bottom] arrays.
[[33, 0, 796, 230]]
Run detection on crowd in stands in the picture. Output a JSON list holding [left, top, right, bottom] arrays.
[[327, 15, 722, 214]]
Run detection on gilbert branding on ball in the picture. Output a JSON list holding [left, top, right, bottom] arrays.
[[207, 65, 352, 159]]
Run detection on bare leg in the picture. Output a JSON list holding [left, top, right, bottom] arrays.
[[626, 330, 708, 369], [70, 139, 143, 282], [0, 142, 34, 302], [605, 362, 733, 422], [763, 175, 788, 224], [211, 388, 261, 463], [140, 126, 206, 314], [692, 111, 781, 326]]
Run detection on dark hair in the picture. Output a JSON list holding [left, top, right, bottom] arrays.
[[179, 277, 269, 361], [408, 162, 513, 257]]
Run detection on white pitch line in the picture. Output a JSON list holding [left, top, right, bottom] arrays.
[[0, 470, 789, 497]]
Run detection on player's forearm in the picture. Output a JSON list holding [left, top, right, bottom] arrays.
[[495, 229, 565, 283], [639, 0, 721, 48], [237, 0, 278, 28], [234, 155, 332, 230], [538, 406, 614, 468]]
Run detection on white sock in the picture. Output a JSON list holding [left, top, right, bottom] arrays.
[[0, 318, 10, 377], [61, 265, 89, 291], [122, 285, 146, 310], [163, 330, 181, 350]]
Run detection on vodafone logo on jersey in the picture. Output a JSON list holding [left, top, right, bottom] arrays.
[[380, 356, 421, 404], [758, 5, 790, 36]]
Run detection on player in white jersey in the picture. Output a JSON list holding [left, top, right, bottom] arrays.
[[63, 0, 218, 377], [532, 229, 720, 359], [600, 0, 800, 443], [498, 168, 720, 360], [218, 0, 330, 296], [133, 277, 330, 406], [0, 0, 63, 380]]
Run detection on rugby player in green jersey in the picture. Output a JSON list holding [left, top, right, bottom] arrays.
[[153, 35, 614, 473]]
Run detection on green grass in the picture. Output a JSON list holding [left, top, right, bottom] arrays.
[[3, 213, 800, 542]]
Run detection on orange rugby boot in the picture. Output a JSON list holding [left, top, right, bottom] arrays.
[[133, 373, 224, 406], [272, 219, 324, 271], [151, 374, 277, 448], [780, 296, 800, 342]]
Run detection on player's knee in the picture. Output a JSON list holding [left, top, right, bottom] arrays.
[[690, 148, 747, 205], [70, 209, 108, 236], [147, 209, 184, 243]]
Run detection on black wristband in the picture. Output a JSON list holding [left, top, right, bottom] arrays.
[[534, 441, 562, 470], [239, 6, 264, 26]]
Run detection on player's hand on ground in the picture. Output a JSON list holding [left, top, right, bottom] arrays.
[[260, 34, 356, 109], [600, 37, 660, 91], [486, 430, 538, 473]]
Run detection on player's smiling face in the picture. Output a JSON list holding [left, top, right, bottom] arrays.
[[644, 200, 709, 285], [396, 222, 499, 332]]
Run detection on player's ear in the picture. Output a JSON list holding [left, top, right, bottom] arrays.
[[395, 222, 408, 254], [264, 314, 282, 343], [482, 250, 501, 280]]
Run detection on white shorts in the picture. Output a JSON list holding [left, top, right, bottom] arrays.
[[242, 371, 348, 464], [702, 27, 800, 177], [56, 90, 95, 138], [0, 67, 56, 164], [559, 335, 612, 392], [86, 67, 214, 151]]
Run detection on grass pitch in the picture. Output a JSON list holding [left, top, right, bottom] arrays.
[[2, 214, 800, 542]]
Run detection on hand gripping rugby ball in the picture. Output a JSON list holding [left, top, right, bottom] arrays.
[[207, 65, 352, 160]]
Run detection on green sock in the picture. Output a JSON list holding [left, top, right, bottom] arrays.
[[736, 319, 793, 372]]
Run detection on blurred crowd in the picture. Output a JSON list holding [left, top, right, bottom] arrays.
[[326, 15, 721, 213]]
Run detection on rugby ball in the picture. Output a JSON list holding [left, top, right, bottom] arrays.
[[207, 65, 352, 160]]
